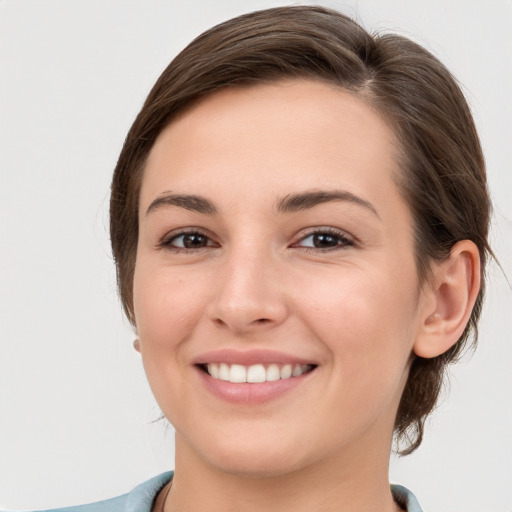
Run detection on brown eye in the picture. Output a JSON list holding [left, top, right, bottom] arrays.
[[164, 232, 215, 250], [181, 233, 209, 248], [311, 233, 340, 248], [295, 230, 354, 250]]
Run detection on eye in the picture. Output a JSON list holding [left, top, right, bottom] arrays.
[[293, 229, 354, 251], [160, 230, 217, 251]]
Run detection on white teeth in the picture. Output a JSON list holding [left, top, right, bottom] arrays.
[[229, 364, 247, 383], [247, 364, 266, 383], [209, 363, 220, 379], [280, 364, 292, 379], [292, 364, 304, 376], [219, 363, 230, 381], [205, 362, 313, 382], [266, 364, 281, 381]]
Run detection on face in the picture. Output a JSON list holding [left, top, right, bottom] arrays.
[[134, 80, 427, 477]]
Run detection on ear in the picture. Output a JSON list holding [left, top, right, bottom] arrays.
[[414, 240, 481, 358], [133, 327, 141, 353]]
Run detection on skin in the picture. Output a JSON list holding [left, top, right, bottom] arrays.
[[133, 80, 479, 512]]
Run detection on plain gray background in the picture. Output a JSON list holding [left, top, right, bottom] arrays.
[[1, 1, 511, 510]]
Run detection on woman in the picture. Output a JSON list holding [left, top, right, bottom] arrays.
[[11, 5, 494, 512], [108, 5, 489, 511]]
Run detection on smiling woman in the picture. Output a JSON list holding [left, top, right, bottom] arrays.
[[13, 4, 498, 512], [133, 82, 432, 492], [105, 6, 491, 511]]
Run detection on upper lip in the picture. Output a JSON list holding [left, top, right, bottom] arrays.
[[192, 348, 317, 366]]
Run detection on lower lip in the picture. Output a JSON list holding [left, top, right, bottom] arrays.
[[196, 366, 314, 405]]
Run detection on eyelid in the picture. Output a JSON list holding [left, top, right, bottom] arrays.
[[158, 227, 219, 250], [157, 225, 356, 252], [291, 226, 356, 250]]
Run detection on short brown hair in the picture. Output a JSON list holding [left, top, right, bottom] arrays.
[[110, 5, 492, 454]]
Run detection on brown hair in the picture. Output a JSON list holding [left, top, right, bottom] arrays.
[[110, 5, 491, 454]]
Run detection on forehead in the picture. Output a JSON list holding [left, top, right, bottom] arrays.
[[141, 79, 404, 218]]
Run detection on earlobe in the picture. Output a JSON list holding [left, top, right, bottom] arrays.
[[414, 240, 481, 359]]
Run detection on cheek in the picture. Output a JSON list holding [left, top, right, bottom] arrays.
[[132, 262, 210, 423], [256, 265, 417, 454], [295, 263, 418, 369], [133, 262, 207, 350]]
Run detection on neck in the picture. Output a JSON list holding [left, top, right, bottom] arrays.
[[165, 431, 401, 512]]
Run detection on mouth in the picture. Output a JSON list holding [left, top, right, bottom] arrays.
[[193, 349, 319, 404], [198, 362, 316, 383]]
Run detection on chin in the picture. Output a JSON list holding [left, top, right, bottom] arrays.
[[181, 427, 313, 479], [210, 450, 307, 479]]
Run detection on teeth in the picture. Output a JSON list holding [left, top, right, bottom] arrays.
[[292, 364, 303, 377], [247, 364, 266, 383], [229, 364, 246, 383], [280, 364, 292, 379], [205, 363, 312, 383], [219, 363, 230, 381], [209, 363, 220, 379], [266, 364, 281, 381]]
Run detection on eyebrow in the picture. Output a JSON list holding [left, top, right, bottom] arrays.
[[146, 193, 218, 216], [145, 189, 379, 218], [276, 190, 379, 218]]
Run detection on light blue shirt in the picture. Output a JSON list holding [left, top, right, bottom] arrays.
[[20, 472, 423, 512]]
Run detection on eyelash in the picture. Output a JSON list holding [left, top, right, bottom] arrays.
[[159, 227, 355, 253], [159, 228, 218, 253], [293, 227, 354, 252]]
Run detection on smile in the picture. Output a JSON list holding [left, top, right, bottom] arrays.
[[203, 363, 314, 383]]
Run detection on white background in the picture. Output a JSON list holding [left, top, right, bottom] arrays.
[[0, 1, 511, 511]]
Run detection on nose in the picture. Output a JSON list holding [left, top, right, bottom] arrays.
[[207, 246, 288, 335]]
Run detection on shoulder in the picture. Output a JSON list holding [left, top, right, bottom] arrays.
[[15, 472, 173, 512], [391, 484, 424, 512]]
